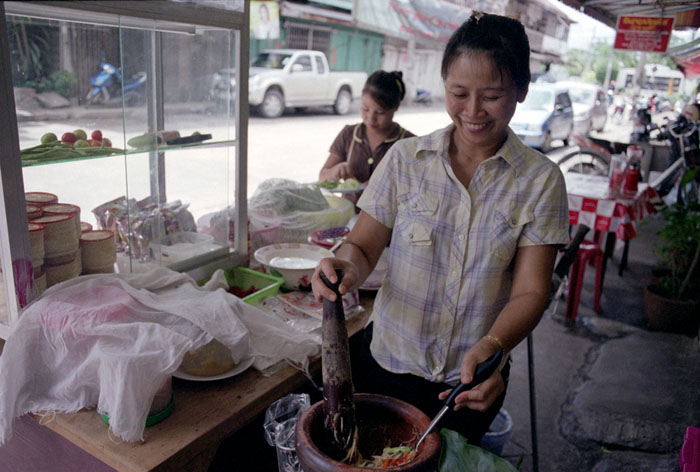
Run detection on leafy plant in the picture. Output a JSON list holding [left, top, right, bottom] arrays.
[[7, 16, 52, 83], [655, 185, 700, 300], [49, 71, 77, 98]]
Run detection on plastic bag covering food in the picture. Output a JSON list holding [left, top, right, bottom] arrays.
[[197, 207, 281, 255], [249, 179, 330, 214], [249, 179, 354, 244], [0, 267, 319, 444]]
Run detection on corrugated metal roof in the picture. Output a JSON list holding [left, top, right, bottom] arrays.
[[558, 0, 700, 29]]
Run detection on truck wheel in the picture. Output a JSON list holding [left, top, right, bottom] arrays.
[[260, 89, 284, 118], [333, 89, 352, 115]]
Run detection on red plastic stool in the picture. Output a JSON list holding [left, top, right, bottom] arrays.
[[566, 240, 604, 322]]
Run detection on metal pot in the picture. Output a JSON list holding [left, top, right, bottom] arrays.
[[295, 393, 441, 472]]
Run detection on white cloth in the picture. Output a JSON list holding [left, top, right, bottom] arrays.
[[0, 267, 319, 444]]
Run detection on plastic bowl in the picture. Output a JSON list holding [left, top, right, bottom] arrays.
[[254, 243, 333, 290]]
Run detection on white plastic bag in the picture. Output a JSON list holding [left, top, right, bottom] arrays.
[[0, 267, 318, 444], [249, 179, 354, 243]]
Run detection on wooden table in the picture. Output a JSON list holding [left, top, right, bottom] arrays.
[[31, 295, 374, 472]]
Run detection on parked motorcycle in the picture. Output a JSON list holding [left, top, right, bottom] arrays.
[[415, 88, 432, 105], [630, 103, 655, 143], [651, 113, 700, 204], [208, 68, 236, 110], [86, 61, 146, 105]]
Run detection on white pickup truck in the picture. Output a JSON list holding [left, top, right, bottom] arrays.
[[248, 49, 367, 118]]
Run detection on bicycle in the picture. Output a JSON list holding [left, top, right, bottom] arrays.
[[648, 115, 699, 206], [550, 134, 622, 177]]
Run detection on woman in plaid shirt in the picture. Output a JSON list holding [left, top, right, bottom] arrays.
[[312, 12, 569, 446]]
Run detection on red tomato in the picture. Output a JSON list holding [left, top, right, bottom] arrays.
[[61, 132, 77, 144], [103, 138, 112, 147], [91, 130, 103, 141], [88, 139, 101, 147]]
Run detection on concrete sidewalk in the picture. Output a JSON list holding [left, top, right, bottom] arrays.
[[501, 212, 700, 471]]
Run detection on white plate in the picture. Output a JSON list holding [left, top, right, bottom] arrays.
[[172, 357, 254, 382], [324, 186, 365, 195]]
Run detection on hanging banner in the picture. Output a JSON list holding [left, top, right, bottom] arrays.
[[250, 1, 280, 40], [613, 16, 675, 53], [354, 0, 496, 45]]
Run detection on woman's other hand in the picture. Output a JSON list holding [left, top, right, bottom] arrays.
[[438, 339, 505, 412], [311, 257, 359, 302], [320, 162, 352, 182]]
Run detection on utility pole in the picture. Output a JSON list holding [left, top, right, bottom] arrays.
[[603, 47, 614, 89]]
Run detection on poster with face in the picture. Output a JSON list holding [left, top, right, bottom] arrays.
[[251, 1, 280, 40]]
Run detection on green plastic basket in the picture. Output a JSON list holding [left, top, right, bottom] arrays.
[[223, 266, 283, 305]]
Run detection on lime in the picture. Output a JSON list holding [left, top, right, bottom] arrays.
[[41, 132, 58, 144]]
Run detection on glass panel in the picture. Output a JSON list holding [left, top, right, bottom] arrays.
[[9, 14, 239, 275]]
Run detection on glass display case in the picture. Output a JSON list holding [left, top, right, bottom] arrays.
[[0, 1, 250, 338]]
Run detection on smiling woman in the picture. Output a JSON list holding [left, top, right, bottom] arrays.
[[311, 11, 569, 449]]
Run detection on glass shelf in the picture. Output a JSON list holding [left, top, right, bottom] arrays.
[[21, 139, 238, 167]]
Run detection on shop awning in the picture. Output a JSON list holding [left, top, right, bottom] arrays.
[[668, 37, 700, 78], [558, 0, 700, 30]]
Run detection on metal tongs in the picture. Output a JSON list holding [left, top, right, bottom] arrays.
[[414, 348, 504, 451]]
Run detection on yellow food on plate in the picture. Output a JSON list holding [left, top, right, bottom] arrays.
[[337, 178, 361, 190], [179, 339, 236, 376]]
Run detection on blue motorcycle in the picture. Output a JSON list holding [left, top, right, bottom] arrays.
[[86, 61, 146, 105]]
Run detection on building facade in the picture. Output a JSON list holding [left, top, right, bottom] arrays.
[[249, 0, 572, 101]]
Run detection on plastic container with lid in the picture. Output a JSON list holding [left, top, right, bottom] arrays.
[[43, 203, 81, 235], [100, 376, 174, 427], [80, 230, 116, 274], [25, 191, 58, 208], [26, 204, 42, 220], [33, 214, 79, 259], [28, 223, 45, 271]]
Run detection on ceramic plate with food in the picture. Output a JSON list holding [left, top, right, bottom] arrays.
[[173, 357, 254, 382], [318, 178, 365, 194]]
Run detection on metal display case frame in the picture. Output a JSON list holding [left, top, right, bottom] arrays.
[[0, 1, 251, 338]]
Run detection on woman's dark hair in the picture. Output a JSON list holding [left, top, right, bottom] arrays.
[[362, 70, 406, 110], [441, 12, 530, 90]]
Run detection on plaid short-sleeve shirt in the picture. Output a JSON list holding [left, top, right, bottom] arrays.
[[357, 124, 569, 384]]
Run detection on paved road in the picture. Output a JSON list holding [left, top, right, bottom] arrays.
[[18, 101, 451, 228], [18, 99, 663, 229]]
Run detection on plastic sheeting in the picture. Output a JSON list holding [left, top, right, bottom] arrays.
[[248, 179, 354, 244], [0, 267, 319, 444]]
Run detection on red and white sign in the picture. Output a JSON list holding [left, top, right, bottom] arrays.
[[614, 16, 675, 53]]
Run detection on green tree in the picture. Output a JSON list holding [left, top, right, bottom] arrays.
[[7, 16, 52, 84], [566, 35, 685, 87]]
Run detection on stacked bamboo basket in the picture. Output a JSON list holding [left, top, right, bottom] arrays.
[[25, 192, 116, 296]]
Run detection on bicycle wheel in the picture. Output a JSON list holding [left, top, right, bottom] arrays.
[[556, 147, 610, 176]]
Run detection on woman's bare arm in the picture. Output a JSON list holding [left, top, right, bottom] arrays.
[[444, 244, 558, 411], [311, 211, 391, 301], [319, 152, 352, 181]]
